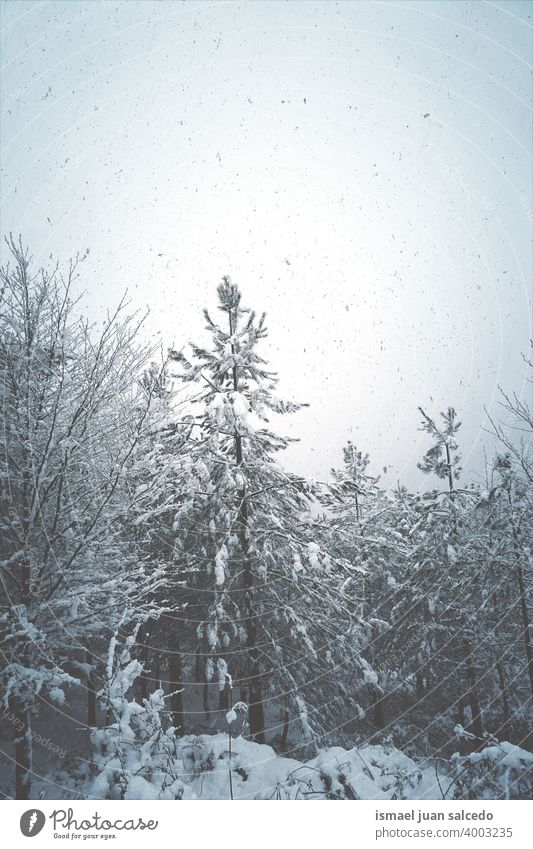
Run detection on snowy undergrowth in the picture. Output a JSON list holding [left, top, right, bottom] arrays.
[[447, 740, 533, 801], [83, 646, 533, 801], [86, 645, 443, 800], [87, 731, 443, 801]]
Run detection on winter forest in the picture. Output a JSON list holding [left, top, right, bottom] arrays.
[[0, 236, 532, 801]]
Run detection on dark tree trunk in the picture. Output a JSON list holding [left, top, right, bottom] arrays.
[[86, 650, 96, 726], [15, 559, 33, 800], [140, 668, 149, 702], [468, 690, 483, 739], [137, 624, 149, 702], [456, 696, 467, 726], [87, 685, 96, 726], [14, 701, 32, 800], [169, 658, 185, 734], [492, 593, 511, 728], [201, 650, 210, 719], [455, 698, 470, 755], [445, 441, 454, 497], [219, 678, 231, 712], [280, 698, 290, 750], [229, 308, 265, 743], [516, 563, 533, 698], [371, 685, 385, 730], [169, 639, 184, 732], [239, 488, 265, 742], [203, 679, 210, 718], [463, 639, 483, 738], [195, 651, 202, 683], [153, 654, 161, 690], [496, 662, 511, 728]]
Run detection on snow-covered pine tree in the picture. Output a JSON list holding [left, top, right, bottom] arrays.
[[169, 278, 362, 745], [487, 453, 533, 706], [328, 441, 379, 525], [124, 361, 196, 726], [418, 407, 462, 496], [466, 457, 531, 739], [324, 444, 413, 732], [388, 406, 491, 743], [487, 348, 533, 701]]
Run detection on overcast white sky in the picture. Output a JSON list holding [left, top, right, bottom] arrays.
[[1, 0, 532, 488]]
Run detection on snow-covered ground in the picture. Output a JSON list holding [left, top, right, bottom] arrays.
[[87, 733, 445, 801]]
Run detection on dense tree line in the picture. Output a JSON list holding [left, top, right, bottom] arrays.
[[1, 240, 531, 799]]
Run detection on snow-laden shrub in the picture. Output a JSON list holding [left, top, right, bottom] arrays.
[[301, 744, 439, 800], [447, 735, 533, 800], [90, 686, 186, 800], [88, 634, 186, 800]]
